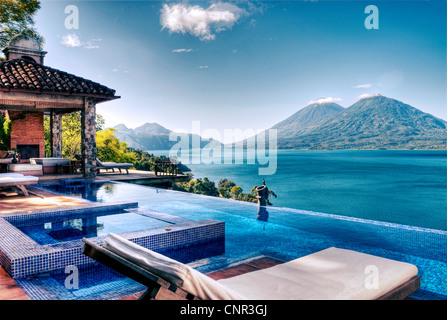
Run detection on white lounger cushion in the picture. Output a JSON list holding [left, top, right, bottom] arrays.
[[102, 234, 418, 300], [102, 233, 244, 300], [0, 173, 38, 185], [218, 247, 418, 300], [101, 162, 132, 167], [0, 173, 24, 177]]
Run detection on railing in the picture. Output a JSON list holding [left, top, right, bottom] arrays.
[[154, 160, 178, 176]]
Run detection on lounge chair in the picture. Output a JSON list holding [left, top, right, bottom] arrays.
[[0, 173, 39, 196], [96, 158, 133, 174], [82, 234, 420, 300]]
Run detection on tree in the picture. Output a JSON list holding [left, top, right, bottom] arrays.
[[44, 112, 112, 159], [174, 175, 259, 203], [229, 185, 242, 199], [197, 177, 219, 196], [61, 112, 82, 159], [173, 177, 218, 197], [217, 178, 236, 198], [0, 0, 44, 54], [129, 148, 190, 174], [96, 128, 135, 164], [0, 111, 11, 150]]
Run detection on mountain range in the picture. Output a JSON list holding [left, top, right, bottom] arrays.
[[113, 95, 447, 151], [113, 122, 219, 151]]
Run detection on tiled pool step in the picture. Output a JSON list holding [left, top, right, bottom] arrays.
[[0, 202, 225, 279]]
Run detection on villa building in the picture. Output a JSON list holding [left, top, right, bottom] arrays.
[[0, 35, 119, 178]]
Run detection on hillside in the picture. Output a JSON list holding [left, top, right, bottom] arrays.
[[276, 95, 447, 149], [113, 122, 220, 151], [272, 102, 344, 138], [114, 96, 447, 151]]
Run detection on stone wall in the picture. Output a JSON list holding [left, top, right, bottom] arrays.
[[81, 97, 97, 178], [50, 111, 62, 158]]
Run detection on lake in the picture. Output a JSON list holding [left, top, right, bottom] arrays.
[[151, 149, 447, 231]]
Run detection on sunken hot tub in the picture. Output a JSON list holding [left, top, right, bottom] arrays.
[[0, 202, 225, 278]]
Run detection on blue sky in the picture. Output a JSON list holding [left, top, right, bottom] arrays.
[[34, 1, 446, 136]]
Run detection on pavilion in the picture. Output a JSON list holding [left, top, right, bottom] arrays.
[[0, 35, 120, 178]]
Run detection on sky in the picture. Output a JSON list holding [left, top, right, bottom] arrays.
[[33, 0, 446, 137]]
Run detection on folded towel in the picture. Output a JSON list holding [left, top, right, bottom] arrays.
[[103, 233, 244, 300]]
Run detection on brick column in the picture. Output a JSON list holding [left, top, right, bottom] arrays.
[[81, 97, 97, 179], [50, 111, 62, 158]]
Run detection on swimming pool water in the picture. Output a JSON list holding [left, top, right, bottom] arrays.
[[18, 209, 173, 245], [32, 181, 447, 300]]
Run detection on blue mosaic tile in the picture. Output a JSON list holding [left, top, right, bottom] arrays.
[[0, 202, 225, 279], [16, 239, 226, 300]]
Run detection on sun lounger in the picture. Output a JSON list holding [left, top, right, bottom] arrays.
[[96, 158, 133, 174], [82, 233, 420, 300], [0, 173, 39, 196]]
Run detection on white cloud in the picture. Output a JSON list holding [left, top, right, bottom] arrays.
[[356, 93, 381, 100], [84, 44, 99, 49], [60, 34, 81, 47], [112, 65, 129, 73], [60, 34, 101, 49], [198, 65, 209, 69], [308, 97, 342, 104], [160, 2, 247, 41], [354, 83, 372, 89], [172, 48, 193, 53], [84, 38, 102, 50]]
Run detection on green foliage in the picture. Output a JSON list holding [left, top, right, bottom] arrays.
[[220, 179, 256, 202], [0, 112, 11, 150], [129, 148, 189, 174], [96, 114, 105, 132], [173, 177, 218, 197], [97, 128, 136, 163], [44, 113, 81, 158], [44, 115, 50, 156], [43, 112, 188, 175], [44, 112, 110, 159], [229, 185, 242, 198], [62, 112, 82, 159], [0, 0, 44, 52], [175, 177, 258, 203], [217, 178, 236, 198]]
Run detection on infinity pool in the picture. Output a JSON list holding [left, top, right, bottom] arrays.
[[34, 181, 447, 300]]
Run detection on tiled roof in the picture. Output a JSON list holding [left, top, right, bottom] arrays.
[[0, 58, 118, 100]]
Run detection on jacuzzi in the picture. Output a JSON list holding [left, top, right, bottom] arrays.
[[0, 201, 225, 278]]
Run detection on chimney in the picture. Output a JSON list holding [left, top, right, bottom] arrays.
[[2, 34, 47, 64]]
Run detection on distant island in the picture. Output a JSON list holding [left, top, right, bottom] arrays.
[[113, 95, 447, 151]]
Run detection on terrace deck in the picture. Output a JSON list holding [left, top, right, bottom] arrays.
[[37, 169, 189, 187], [0, 265, 29, 300], [0, 186, 86, 215]]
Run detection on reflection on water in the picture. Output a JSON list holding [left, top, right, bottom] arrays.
[[257, 206, 269, 222], [44, 181, 116, 202]]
